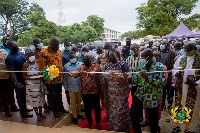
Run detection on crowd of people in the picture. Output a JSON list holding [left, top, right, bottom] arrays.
[[0, 35, 200, 133]]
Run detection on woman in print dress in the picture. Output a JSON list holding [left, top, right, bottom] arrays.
[[104, 49, 132, 133], [22, 49, 45, 121]]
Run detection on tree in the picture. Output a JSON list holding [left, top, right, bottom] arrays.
[[0, 0, 44, 39], [82, 15, 104, 40], [121, 30, 142, 39], [17, 11, 59, 46], [136, 0, 199, 36]]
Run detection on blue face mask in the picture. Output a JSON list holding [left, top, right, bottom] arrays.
[[66, 46, 71, 51], [129, 50, 135, 56], [141, 59, 148, 65], [5, 41, 8, 45], [70, 58, 76, 64], [153, 57, 156, 62], [82, 52, 86, 56], [180, 49, 185, 56], [37, 43, 44, 50], [196, 45, 200, 50], [160, 44, 166, 50]]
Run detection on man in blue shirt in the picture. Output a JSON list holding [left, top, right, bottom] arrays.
[[5, 40, 33, 117], [0, 36, 20, 112], [62, 40, 72, 107]]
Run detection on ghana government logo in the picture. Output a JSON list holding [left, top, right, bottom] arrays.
[[163, 96, 200, 132]]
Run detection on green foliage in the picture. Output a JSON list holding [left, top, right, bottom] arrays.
[[121, 30, 142, 39], [0, 0, 44, 39], [136, 0, 199, 36], [17, 31, 33, 47], [82, 15, 104, 40]]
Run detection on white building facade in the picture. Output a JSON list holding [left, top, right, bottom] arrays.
[[103, 28, 121, 41]]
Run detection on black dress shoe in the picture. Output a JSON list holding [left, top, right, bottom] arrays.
[[54, 113, 61, 119], [140, 121, 150, 127], [5, 111, 12, 117], [100, 106, 104, 110], [103, 116, 109, 122], [10, 106, 20, 112], [26, 108, 33, 112], [21, 112, 33, 118], [77, 115, 85, 119], [73, 118, 78, 125]]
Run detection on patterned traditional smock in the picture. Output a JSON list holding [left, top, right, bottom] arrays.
[[104, 61, 132, 133]]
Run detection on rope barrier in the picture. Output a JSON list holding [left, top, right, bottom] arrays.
[[0, 69, 199, 74]]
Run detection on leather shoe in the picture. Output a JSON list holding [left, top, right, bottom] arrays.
[[5, 111, 12, 117], [96, 123, 101, 130], [140, 121, 150, 127], [77, 115, 85, 119], [21, 112, 33, 118], [26, 108, 33, 112], [10, 106, 20, 112], [73, 118, 78, 125], [54, 113, 62, 119], [86, 122, 92, 128], [103, 116, 109, 122], [100, 106, 104, 110]]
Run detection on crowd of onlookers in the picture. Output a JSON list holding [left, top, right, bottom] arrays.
[[0, 35, 200, 133]]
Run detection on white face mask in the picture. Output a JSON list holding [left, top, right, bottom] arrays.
[[29, 56, 35, 62]]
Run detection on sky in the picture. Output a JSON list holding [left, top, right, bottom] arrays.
[[27, 0, 200, 34]]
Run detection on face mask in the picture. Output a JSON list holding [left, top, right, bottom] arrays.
[[196, 45, 200, 50], [5, 41, 8, 45], [12, 45, 19, 53], [37, 43, 44, 50], [29, 56, 35, 62], [129, 50, 135, 56], [65, 46, 71, 51], [83, 59, 91, 67], [104, 50, 109, 55], [160, 44, 165, 50], [70, 58, 76, 64], [141, 59, 148, 65], [153, 57, 157, 62], [82, 52, 86, 56], [185, 50, 195, 56], [51, 45, 59, 51], [108, 56, 117, 64], [180, 49, 185, 56]]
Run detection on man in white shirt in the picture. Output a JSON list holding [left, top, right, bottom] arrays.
[[173, 42, 200, 133]]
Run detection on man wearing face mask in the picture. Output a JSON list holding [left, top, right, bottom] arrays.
[[159, 41, 176, 111], [0, 36, 20, 112], [62, 40, 72, 108], [172, 42, 200, 133], [96, 42, 112, 122], [62, 41, 71, 66], [33, 38, 44, 59], [5, 40, 33, 117], [63, 52, 85, 125], [122, 37, 131, 60], [38, 36, 67, 119], [174, 42, 182, 56], [130, 49, 165, 133], [195, 40, 200, 53], [76, 53, 101, 130]]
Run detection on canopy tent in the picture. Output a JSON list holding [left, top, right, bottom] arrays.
[[186, 31, 200, 38], [162, 22, 193, 40]]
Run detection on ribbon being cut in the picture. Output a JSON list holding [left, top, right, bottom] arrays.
[[43, 65, 59, 82]]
